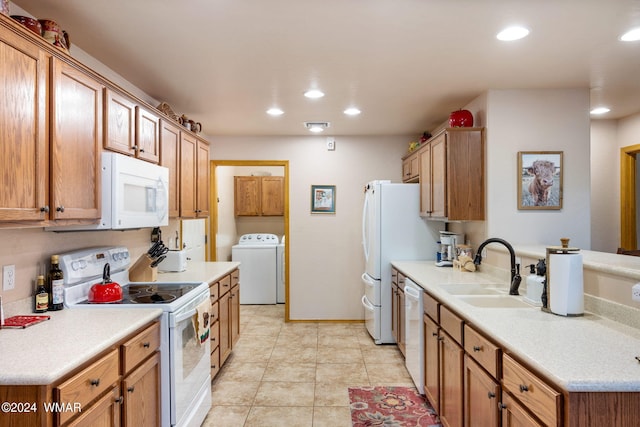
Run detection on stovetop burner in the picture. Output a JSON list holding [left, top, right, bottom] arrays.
[[132, 292, 177, 304]]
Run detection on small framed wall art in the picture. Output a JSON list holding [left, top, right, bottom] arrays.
[[311, 185, 336, 214], [518, 151, 563, 210]]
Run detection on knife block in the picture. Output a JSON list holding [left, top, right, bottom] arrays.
[[129, 254, 157, 282]]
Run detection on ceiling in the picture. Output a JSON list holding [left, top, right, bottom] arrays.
[[11, 0, 640, 137]]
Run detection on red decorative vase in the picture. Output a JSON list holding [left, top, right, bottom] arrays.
[[449, 109, 474, 127]]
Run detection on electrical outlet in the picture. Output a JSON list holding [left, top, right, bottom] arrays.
[[3, 265, 15, 291], [633, 283, 640, 302]]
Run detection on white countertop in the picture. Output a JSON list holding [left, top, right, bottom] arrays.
[[157, 261, 240, 284], [392, 261, 640, 393], [0, 304, 162, 385]]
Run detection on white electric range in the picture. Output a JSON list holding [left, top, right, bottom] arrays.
[[60, 246, 211, 427]]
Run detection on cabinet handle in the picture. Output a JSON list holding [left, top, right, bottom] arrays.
[[473, 345, 482, 352], [90, 379, 100, 387], [56, 206, 65, 213], [432, 332, 438, 337], [487, 392, 496, 399], [40, 206, 50, 213], [139, 148, 145, 153], [127, 386, 135, 393], [142, 342, 150, 348], [437, 336, 445, 341], [498, 402, 507, 410], [132, 145, 138, 150], [519, 384, 529, 392], [115, 396, 123, 404]]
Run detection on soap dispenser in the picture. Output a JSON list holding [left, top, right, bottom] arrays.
[[524, 259, 546, 306]]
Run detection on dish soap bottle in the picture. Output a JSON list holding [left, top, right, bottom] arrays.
[[48, 255, 64, 311], [524, 259, 546, 306], [34, 275, 49, 313]]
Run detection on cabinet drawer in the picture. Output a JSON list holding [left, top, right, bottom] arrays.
[[231, 269, 240, 287], [211, 346, 220, 378], [210, 301, 219, 324], [121, 322, 160, 374], [464, 325, 500, 378], [502, 354, 561, 427], [209, 281, 219, 301], [56, 348, 120, 425], [422, 292, 439, 322], [210, 318, 220, 350], [219, 275, 232, 295], [440, 305, 463, 345], [391, 269, 398, 285]]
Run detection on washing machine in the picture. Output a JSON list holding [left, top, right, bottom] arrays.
[[276, 235, 285, 303], [231, 233, 278, 304]]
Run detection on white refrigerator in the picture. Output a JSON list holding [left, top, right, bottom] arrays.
[[361, 180, 439, 344]]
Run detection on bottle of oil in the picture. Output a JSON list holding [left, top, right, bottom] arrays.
[[48, 255, 64, 311], [34, 275, 48, 313]]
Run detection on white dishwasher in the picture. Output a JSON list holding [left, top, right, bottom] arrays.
[[404, 278, 424, 394]]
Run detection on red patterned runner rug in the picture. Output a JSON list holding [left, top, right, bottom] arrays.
[[349, 386, 441, 427]]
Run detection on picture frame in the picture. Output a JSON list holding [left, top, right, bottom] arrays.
[[518, 151, 563, 210], [311, 185, 336, 214]]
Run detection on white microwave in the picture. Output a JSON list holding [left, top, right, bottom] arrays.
[[48, 152, 169, 231]]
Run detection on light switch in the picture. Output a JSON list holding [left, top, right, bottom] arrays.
[[326, 137, 335, 151]]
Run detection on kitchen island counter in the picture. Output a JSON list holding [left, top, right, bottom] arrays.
[[156, 261, 240, 285], [0, 302, 162, 385], [391, 261, 640, 393]]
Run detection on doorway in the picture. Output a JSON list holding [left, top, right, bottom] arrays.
[[620, 144, 640, 250], [209, 160, 290, 321]]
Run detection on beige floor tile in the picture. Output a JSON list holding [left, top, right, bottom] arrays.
[[244, 406, 314, 427], [270, 346, 318, 363], [312, 406, 353, 427], [254, 382, 315, 406], [316, 347, 363, 363], [318, 334, 361, 349], [201, 406, 250, 427], [313, 383, 351, 407], [214, 361, 267, 382], [276, 333, 318, 347], [263, 362, 317, 382], [315, 362, 369, 384], [211, 381, 260, 405], [317, 323, 360, 336], [361, 346, 404, 364], [241, 322, 283, 336], [366, 362, 413, 384]]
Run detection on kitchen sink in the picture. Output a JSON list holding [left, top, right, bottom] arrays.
[[440, 283, 508, 295], [457, 295, 534, 308]]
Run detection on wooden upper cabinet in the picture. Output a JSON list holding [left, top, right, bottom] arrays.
[[402, 151, 420, 183], [50, 58, 103, 221], [196, 138, 210, 217], [159, 119, 181, 218], [179, 132, 198, 218], [0, 28, 49, 222], [136, 106, 160, 163], [419, 128, 484, 221], [104, 88, 136, 156], [234, 176, 284, 216]]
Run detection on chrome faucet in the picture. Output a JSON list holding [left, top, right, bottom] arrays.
[[473, 238, 522, 295]]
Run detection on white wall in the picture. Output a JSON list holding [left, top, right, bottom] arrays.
[[211, 135, 409, 320], [482, 89, 592, 249]]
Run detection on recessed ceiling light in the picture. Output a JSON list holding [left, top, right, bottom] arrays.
[[266, 107, 284, 116], [620, 27, 640, 41], [590, 107, 611, 115], [496, 26, 530, 41], [304, 89, 325, 99], [344, 107, 361, 116]]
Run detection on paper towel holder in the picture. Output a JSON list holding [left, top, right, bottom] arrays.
[[541, 237, 584, 316]]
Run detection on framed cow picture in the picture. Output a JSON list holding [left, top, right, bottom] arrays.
[[518, 151, 563, 210]]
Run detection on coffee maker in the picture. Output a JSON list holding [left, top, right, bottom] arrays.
[[436, 231, 464, 267]]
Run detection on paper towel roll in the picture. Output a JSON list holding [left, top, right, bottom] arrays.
[[549, 253, 584, 316]]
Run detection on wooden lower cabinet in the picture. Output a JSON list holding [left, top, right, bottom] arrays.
[[440, 330, 464, 427], [464, 355, 500, 427], [67, 386, 121, 427], [122, 352, 160, 427], [423, 313, 440, 412], [210, 268, 240, 377], [500, 392, 543, 427]]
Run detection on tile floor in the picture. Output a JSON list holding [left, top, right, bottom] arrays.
[[202, 304, 413, 427]]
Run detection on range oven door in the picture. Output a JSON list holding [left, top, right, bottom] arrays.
[[169, 292, 211, 426]]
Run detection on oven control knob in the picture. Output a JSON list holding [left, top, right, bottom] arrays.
[[71, 261, 80, 271]]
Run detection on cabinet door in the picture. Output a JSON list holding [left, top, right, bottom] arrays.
[[464, 355, 500, 427], [391, 283, 399, 344], [230, 284, 240, 347], [219, 291, 231, 364], [419, 144, 432, 216], [135, 106, 160, 163], [440, 331, 464, 427], [261, 176, 284, 215], [500, 392, 543, 427], [50, 58, 102, 221], [0, 31, 49, 221], [104, 88, 136, 156], [159, 119, 181, 218], [447, 129, 484, 221], [234, 176, 260, 216], [196, 138, 210, 217], [66, 386, 121, 427], [430, 133, 447, 218], [424, 314, 440, 413], [179, 132, 197, 218], [122, 352, 160, 427]]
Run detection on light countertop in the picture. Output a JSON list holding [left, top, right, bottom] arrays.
[[0, 304, 162, 385], [157, 261, 240, 284], [391, 261, 640, 393]]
